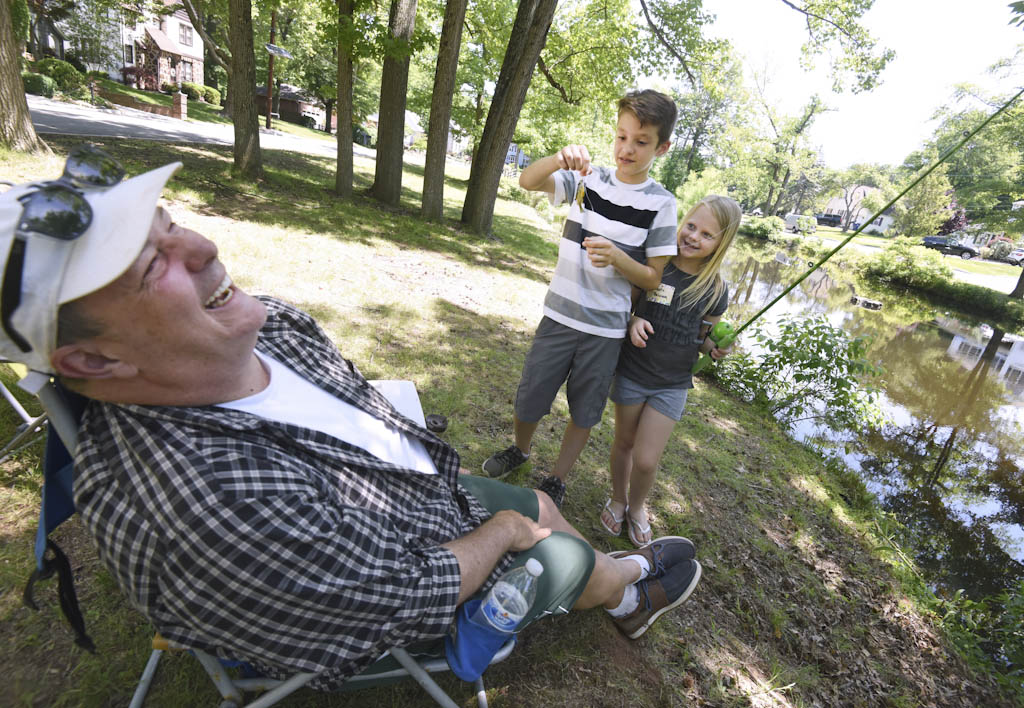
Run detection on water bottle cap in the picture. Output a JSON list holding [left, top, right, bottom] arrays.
[[525, 558, 543, 576]]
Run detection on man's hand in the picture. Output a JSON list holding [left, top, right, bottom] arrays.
[[555, 144, 592, 176], [583, 236, 622, 268], [629, 316, 653, 348], [493, 509, 551, 552]]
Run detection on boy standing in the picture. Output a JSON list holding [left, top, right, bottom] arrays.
[[483, 89, 679, 508]]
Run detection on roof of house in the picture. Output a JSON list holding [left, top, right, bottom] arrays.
[[144, 26, 203, 62], [254, 83, 321, 105]]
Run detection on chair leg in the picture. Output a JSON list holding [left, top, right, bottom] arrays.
[[390, 647, 461, 708], [475, 676, 489, 708], [128, 649, 163, 708]]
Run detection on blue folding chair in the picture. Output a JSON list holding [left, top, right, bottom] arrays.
[[19, 371, 514, 708]]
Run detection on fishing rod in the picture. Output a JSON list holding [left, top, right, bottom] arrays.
[[692, 84, 1024, 373]]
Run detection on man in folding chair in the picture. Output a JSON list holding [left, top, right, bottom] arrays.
[[0, 148, 701, 696]]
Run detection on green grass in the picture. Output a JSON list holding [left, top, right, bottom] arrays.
[[0, 138, 1019, 707]]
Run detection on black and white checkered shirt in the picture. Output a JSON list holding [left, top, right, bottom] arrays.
[[73, 297, 513, 688]]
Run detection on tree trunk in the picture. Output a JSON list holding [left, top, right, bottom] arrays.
[[461, 0, 558, 236], [1011, 270, 1024, 299], [227, 0, 262, 177], [324, 98, 335, 135], [265, 9, 276, 130], [369, 0, 417, 206], [1, 0, 44, 152], [334, 0, 354, 197], [420, 0, 467, 221]]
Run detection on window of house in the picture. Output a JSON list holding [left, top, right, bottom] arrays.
[[124, 44, 134, 65], [181, 60, 193, 82], [179, 24, 193, 46]]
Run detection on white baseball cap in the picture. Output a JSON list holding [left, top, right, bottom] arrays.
[[0, 158, 181, 372]]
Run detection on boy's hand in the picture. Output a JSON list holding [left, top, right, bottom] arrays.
[[583, 236, 621, 268], [629, 316, 653, 348], [556, 144, 592, 176], [710, 343, 734, 361]]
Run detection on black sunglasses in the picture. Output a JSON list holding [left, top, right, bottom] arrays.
[[2, 145, 126, 353]]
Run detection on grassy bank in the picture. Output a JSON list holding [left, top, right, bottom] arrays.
[[0, 137, 1017, 707]]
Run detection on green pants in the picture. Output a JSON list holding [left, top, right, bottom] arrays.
[[457, 474, 596, 625]]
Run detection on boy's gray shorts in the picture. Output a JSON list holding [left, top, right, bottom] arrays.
[[514, 317, 621, 428]]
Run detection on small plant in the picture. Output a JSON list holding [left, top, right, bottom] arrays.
[[35, 58, 85, 93], [119, 65, 139, 86], [739, 215, 785, 239], [22, 71, 56, 98], [861, 237, 953, 289], [796, 215, 817, 235], [180, 81, 203, 101], [713, 315, 886, 433], [161, 82, 177, 94], [202, 85, 220, 105]]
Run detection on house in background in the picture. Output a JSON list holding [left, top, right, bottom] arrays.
[[120, 2, 205, 91], [255, 84, 329, 130], [822, 185, 895, 233]]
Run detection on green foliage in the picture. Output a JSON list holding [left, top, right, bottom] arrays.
[[160, 82, 177, 94], [21, 71, 55, 98], [202, 85, 221, 106], [890, 150, 954, 238], [10, 0, 29, 44], [180, 81, 204, 101], [714, 315, 886, 432], [496, 177, 553, 220], [936, 581, 1024, 698], [861, 237, 954, 289], [739, 215, 784, 239], [985, 241, 1013, 262], [34, 58, 85, 92], [796, 215, 817, 234]]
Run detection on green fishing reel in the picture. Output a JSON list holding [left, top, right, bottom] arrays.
[[692, 321, 736, 373]]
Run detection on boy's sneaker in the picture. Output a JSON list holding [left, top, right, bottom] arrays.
[[482, 445, 529, 478], [536, 475, 566, 509], [608, 536, 696, 577], [613, 558, 701, 640]]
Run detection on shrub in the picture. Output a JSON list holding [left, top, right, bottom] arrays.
[[713, 315, 886, 433], [86, 70, 107, 81], [62, 52, 87, 74], [988, 241, 1013, 262], [739, 215, 785, 239], [22, 71, 55, 98], [119, 65, 139, 85], [161, 82, 177, 94], [497, 177, 553, 220], [861, 236, 953, 289], [180, 81, 203, 101], [202, 85, 220, 105], [35, 58, 85, 92], [411, 134, 428, 151], [796, 215, 817, 235]]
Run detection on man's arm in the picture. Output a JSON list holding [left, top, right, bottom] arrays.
[[582, 242, 670, 291], [519, 144, 592, 195], [442, 510, 551, 604]]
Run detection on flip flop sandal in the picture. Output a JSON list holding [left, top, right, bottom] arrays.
[[627, 510, 652, 547], [599, 498, 627, 536]]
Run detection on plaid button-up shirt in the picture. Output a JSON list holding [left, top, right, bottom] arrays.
[[74, 297, 513, 689]]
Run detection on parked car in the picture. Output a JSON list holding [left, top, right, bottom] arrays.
[[921, 236, 980, 260], [815, 213, 842, 227], [1006, 248, 1024, 266]]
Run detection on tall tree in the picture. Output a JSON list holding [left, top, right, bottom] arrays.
[[420, 0, 466, 220], [335, 0, 355, 196], [889, 150, 954, 238], [461, 0, 557, 236], [183, 0, 262, 177], [1, 0, 45, 152], [832, 163, 888, 230], [369, 0, 418, 206]]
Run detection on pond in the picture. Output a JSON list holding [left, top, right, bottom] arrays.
[[721, 240, 1024, 601]]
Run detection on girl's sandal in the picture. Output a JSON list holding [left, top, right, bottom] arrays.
[[599, 499, 627, 536], [626, 508, 653, 547]]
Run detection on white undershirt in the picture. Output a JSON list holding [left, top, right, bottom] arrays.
[[216, 352, 438, 475]]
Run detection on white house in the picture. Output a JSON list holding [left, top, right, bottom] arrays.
[[119, 2, 205, 91], [822, 185, 895, 233]]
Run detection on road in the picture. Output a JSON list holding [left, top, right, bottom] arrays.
[[27, 94, 374, 161]]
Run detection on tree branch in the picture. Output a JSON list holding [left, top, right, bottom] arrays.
[[537, 55, 575, 104], [638, 0, 695, 86], [776, 0, 854, 40], [181, 0, 232, 74]]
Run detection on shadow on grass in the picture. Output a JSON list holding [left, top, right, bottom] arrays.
[[42, 136, 557, 286]]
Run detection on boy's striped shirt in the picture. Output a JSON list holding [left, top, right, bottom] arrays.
[[545, 166, 677, 338]]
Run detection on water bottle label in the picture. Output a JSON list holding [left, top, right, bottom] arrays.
[[480, 600, 521, 632]]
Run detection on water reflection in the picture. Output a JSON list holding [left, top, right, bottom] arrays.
[[722, 241, 1024, 600]]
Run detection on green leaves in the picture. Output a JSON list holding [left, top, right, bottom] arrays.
[[715, 314, 886, 433]]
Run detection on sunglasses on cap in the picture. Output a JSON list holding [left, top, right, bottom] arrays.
[[1, 145, 126, 353]]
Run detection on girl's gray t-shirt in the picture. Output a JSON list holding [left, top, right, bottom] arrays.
[[616, 265, 729, 390]]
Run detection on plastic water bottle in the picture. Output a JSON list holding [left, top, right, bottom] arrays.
[[471, 558, 544, 633]]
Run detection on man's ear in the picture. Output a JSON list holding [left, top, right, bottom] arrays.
[[655, 140, 672, 157], [50, 344, 138, 380]]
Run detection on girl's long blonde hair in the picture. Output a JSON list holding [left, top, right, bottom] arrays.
[[675, 194, 742, 314]]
